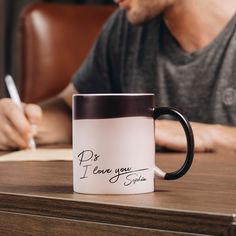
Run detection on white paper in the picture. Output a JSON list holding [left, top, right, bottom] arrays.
[[0, 148, 72, 162]]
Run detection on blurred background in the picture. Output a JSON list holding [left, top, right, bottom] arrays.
[[0, 0, 114, 98]]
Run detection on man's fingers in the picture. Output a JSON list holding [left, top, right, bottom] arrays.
[[156, 134, 187, 152], [155, 121, 187, 151], [3, 101, 31, 139], [24, 104, 43, 124], [2, 123, 28, 149], [24, 104, 43, 137], [0, 99, 40, 150], [155, 120, 216, 153], [0, 114, 28, 150]]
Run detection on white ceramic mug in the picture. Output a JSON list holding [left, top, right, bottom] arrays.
[[73, 94, 194, 194]]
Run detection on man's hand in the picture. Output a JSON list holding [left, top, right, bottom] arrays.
[[0, 98, 42, 150], [155, 120, 233, 152]]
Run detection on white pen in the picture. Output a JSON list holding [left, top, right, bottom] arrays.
[[5, 74, 36, 150]]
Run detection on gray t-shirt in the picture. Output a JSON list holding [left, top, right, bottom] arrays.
[[72, 10, 236, 126]]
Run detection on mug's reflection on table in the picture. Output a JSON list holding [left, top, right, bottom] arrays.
[[0, 150, 235, 236]]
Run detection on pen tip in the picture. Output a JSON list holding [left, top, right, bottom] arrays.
[[28, 138, 37, 151]]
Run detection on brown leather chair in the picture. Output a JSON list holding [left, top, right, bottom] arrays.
[[19, 3, 115, 103]]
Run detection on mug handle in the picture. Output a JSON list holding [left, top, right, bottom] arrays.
[[153, 107, 194, 180]]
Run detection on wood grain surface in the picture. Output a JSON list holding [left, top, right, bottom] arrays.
[[0, 150, 235, 235]]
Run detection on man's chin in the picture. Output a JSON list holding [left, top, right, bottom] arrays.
[[126, 11, 155, 26]]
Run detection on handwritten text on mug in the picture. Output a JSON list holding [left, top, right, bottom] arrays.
[[77, 150, 149, 186]]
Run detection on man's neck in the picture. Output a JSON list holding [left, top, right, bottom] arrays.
[[163, 0, 236, 53]]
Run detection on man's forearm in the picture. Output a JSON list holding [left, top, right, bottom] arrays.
[[155, 120, 236, 152], [212, 124, 236, 151], [35, 97, 72, 145]]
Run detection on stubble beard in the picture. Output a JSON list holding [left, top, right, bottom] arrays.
[[127, 8, 160, 25], [125, 1, 173, 25]]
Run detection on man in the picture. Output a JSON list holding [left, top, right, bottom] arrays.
[[0, 0, 236, 152]]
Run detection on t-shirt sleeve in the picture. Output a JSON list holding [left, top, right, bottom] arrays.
[[72, 9, 125, 94]]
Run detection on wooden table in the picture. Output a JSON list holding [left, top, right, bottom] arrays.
[[0, 150, 235, 236]]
